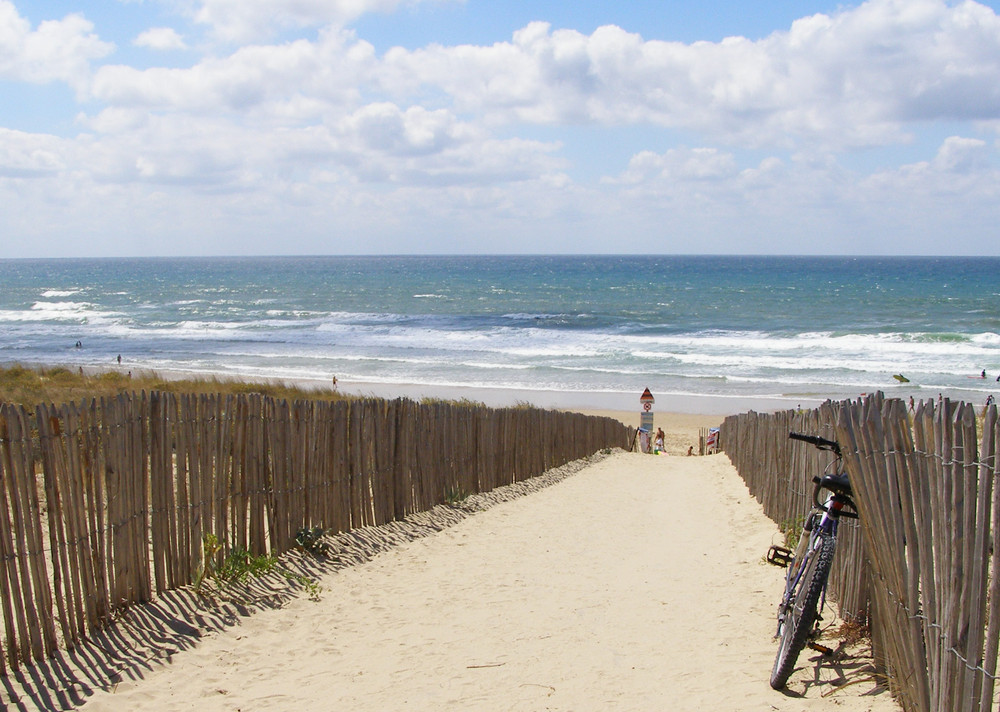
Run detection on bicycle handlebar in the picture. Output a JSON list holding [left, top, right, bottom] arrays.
[[787, 432, 857, 517], [788, 431, 841, 456]]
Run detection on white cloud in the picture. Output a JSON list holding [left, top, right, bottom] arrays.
[[340, 103, 466, 155], [82, 0, 1000, 150], [134, 27, 187, 51], [376, 0, 1000, 148], [92, 27, 373, 116], [611, 147, 739, 186], [0, 128, 68, 177], [930, 135, 990, 172], [594, 135, 1000, 255], [70, 98, 563, 193], [0, 1, 113, 91], [862, 135, 1000, 197]]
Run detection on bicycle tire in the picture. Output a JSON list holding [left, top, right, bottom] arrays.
[[769, 533, 837, 689]]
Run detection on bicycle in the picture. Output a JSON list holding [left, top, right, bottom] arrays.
[[765, 431, 858, 690]]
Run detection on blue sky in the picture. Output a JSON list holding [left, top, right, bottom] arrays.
[[3, 0, 1000, 257]]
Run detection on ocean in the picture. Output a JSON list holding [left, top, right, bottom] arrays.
[[1, 255, 998, 413]]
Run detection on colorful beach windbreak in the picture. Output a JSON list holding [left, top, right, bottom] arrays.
[[1, 255, 998, 408]]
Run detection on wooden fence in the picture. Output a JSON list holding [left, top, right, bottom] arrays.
[[0, 391, 630, 672], [719, 393, 999, 712]]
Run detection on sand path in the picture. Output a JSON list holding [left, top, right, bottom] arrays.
[[79, 452, 898, 711]]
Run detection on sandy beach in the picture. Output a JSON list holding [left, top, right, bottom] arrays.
[[34, 409, 897, 712]]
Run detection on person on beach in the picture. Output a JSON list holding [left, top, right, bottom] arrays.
[[909, 396, 915, 412], [654, 428, 665, 453], [636, 428, 650, 453]]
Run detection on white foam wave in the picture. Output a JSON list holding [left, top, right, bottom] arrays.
[[4, 296, 999, 405], [13, 301, 124, 325], [104, 321, 999, 387], [0, 309, 44, 323], [971, 332, 1000, 346]]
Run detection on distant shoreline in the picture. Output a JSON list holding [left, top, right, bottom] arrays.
[[8, 359, 806, 417], [328, 377, 812, 416], [66, 362, 808, 416]]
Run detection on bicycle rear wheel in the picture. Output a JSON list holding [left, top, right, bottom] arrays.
[[770, 533, 837, 689]]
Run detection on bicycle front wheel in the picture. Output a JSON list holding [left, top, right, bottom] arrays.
[[770, 533, 837, 689]]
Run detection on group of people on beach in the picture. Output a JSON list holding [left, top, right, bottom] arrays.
[[908, 391, 996, 417], [897, 366, 996, 417], [647, 427, 697, 456]]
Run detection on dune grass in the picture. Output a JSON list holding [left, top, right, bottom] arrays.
[[0, 364, 346, 409]]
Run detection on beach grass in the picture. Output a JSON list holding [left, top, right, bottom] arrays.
[[415, 395, 489, 408], [0, 364, 346, 409]]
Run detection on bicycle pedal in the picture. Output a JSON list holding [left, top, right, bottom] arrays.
[[766, 545, 793, 568], [807, 641, 834, 656]]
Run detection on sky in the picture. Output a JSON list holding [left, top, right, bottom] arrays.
[[3, 0, 1000, 257]]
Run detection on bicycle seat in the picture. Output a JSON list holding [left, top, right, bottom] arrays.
[[819, 473, 852, 497]]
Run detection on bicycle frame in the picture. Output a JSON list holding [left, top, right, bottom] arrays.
[[776, 490, 842, 635]]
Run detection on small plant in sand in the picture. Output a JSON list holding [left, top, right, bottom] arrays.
[[216, 546, 280, 583], [193, 533, 223, 592], [444, 484, 468, 506], [196, 533, 279, 588], [195, 533, 322, 600], [295, 526, 329, 555]]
